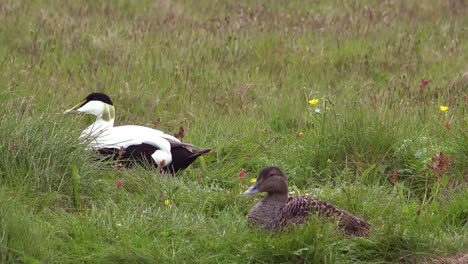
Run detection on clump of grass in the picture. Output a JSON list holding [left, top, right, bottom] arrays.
[[0, 189, 53, 263], [0, 93, 110, 212], [71, 164, 81, 209]]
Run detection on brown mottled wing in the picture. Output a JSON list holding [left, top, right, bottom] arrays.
[[307, 197, 371, 237], [282, 195, 371, 237], [279, 196, 311, 227]]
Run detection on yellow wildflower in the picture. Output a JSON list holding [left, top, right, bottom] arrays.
[[250, 178, 257, 183], [308, 99, 319, 105], [296, 131, 303, 139], [439, 105, 449, 112], [164, 199, 172, 206]]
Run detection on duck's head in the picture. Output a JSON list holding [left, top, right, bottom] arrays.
[[243, 166, 288, 195], [64, 93, 115, 121]]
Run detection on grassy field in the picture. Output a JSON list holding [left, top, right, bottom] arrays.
[[0, 0, 467, 263]]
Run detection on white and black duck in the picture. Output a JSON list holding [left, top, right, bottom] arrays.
[[244, 166, 371, 237], [64, 92, 210, 174]]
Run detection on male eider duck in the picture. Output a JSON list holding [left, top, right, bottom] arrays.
[[64, 92, 211, 174], [244, 166, 371, 237]]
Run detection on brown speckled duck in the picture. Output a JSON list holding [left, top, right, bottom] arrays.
[[243, 166, 371, 237]]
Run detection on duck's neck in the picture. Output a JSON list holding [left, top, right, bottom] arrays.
[[81, 105, 115, 138], [262, 192, 289, 204], [248, 192, 289, 230]]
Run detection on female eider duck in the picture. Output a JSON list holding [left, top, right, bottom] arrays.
[[244, 166, 371, 237], [64, 92, 210, 174]]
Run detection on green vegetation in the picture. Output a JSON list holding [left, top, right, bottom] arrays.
[[0, 0, 467, 262]]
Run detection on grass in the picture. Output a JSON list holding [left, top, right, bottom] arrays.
[[0, 0, 467, 263]]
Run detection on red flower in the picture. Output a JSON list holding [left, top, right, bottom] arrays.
[[154, 116, 161, 127], [116, 179, 124, 189], [444, 120, 451, 130], [174, 126, 185, 141], [389, 169, 398, 185], [117, 146, 126, 160], [237, 168, 247, 183], [426, 152, 451, 176], [419, 79, 429, 92]]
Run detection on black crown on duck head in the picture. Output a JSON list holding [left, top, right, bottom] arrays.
[[84, 92, 113, 106]]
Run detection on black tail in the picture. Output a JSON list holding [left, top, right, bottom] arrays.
[[310, 199, 371, 237], [191, 148, 211, 156], [337, 212, 371, 237], [164, 146, 211, 174]]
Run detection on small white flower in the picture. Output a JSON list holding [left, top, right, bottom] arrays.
[[418, 136, 428, 143], [414, 148, 427, 159], [398, 169, 413, 174], [315, 108, 321, 113], [402, 139, 413, 146]]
